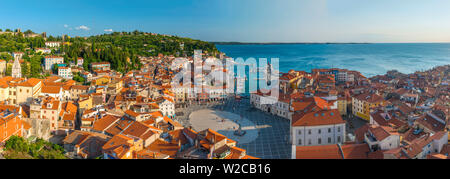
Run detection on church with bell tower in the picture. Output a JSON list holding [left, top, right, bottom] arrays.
[[11, 57, 22, 78]]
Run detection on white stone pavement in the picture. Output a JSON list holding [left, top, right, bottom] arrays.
[[189, 109, 259, 144]]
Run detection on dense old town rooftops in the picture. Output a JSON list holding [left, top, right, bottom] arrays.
[[0, 45, 448, 160], [252, 64, 449, 159]]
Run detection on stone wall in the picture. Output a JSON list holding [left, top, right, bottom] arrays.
[[24, 118, 51, 140]]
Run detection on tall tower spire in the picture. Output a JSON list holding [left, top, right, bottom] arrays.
[[11, 57, 22, 78]]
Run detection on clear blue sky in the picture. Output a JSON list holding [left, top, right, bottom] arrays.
[[1, 0, 450, 43]]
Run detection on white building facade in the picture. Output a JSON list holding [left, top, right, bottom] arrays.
[[58, 67, 73, 79], [158, 98, 175, 118], [45, 41, 61, 48], [44, 56, 64, 71], [291, 123, 346, 146]]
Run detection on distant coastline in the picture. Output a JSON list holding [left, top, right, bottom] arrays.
[[213, 42, 450, 45], [216, 43, 450, 77], [213, 42, 371, 45]]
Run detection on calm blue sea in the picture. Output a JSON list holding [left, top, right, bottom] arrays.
[[216, 43, 450, 77]]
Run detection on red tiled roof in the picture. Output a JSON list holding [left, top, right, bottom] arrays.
[[354, 92, 384, 103], [92, 115, 120, 132], [292, 109, 344, 127], [17, 78, 41, 87], [41, 86, 62, 94], [295, 144, 370, 159], [146, 139, 179, 158], [415, 113, 445, 133], [295, 145, 342, 159]]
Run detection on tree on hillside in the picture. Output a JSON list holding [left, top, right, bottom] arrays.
[[0, 30, 220, 74], [4, 136, 29, 153], [52, 63, 59, 74], [24, 30, 34, 35], [47, 35, 56, 41], [73, 72, 85, 83], [4, 136, 67, 159], [29, 55, 43, 78], [0, 53, 12, 61], [21, 62, 30, 77], [5, 65, 12, 76]]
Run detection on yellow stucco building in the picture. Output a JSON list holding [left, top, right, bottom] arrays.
[[352, 92, 384, 121]]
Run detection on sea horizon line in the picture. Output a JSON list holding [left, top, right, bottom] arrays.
[[212, 42, 450, 45]]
